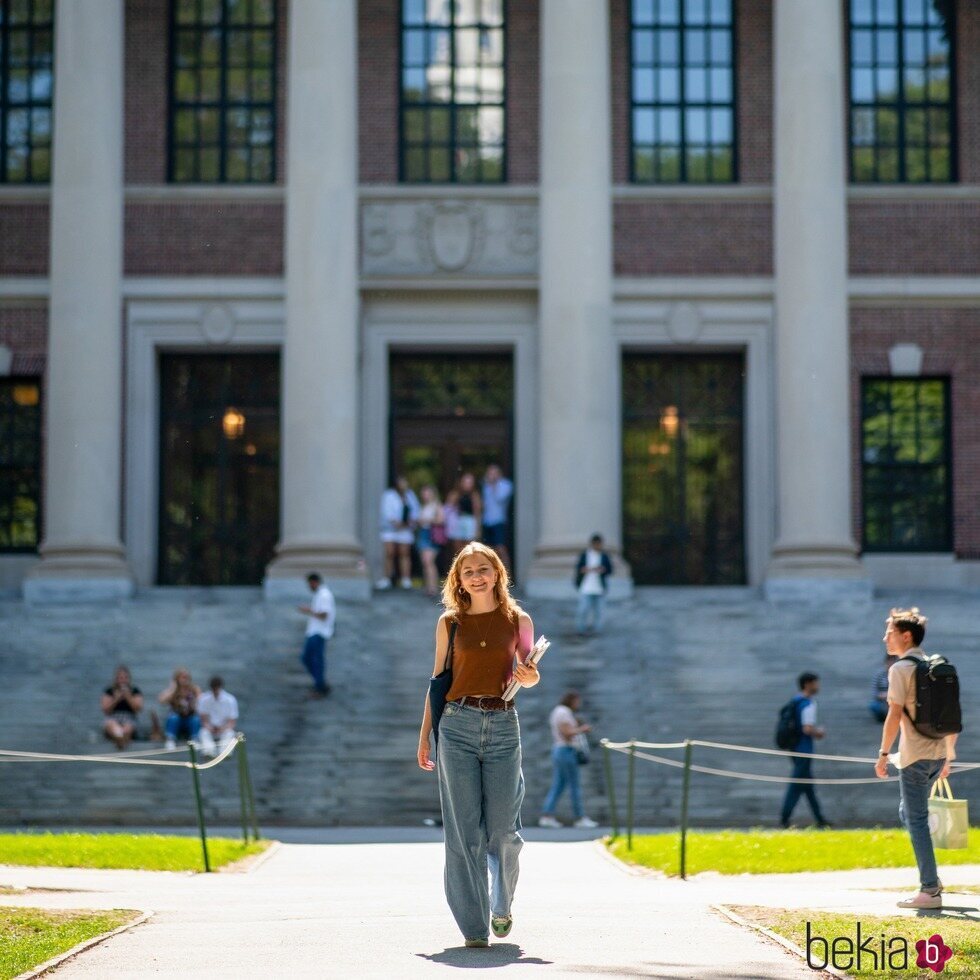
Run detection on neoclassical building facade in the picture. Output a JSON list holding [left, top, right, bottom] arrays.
[[0, 0, 978, 600]]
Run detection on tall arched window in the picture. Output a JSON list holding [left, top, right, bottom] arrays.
[[400, 0, 505, 183]]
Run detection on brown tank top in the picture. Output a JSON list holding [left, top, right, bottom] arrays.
[[445, 607, 518, 701]]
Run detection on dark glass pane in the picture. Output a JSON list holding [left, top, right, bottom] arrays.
[[623, 355, 745, 584], [159, 355, 280, 585], [168, 2, 278, 183]]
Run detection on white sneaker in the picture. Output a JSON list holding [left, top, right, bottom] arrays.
[[374, 578, 391, 590], [574, 816, 599, 829], [897, 890, 942, 909], [538, 815, 562, 828], [164, 738, 176, 750], [399, 577, 413, 589]]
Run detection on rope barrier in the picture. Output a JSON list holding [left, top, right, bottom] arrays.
[[0, 734, 259, 871], [0, 736, 240, 770], [602, 742, 980, 783], [600, 735, 977, 878]]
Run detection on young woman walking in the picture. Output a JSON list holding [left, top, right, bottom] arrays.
[[417, 542, 539, 947]]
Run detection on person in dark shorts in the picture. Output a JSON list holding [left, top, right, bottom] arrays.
[[101, 665, 145, 750]]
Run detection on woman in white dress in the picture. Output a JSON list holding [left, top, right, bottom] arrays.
[[378, 476, 420, 590]]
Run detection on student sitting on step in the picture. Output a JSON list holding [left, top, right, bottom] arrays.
[[158, 667, 201, 751]]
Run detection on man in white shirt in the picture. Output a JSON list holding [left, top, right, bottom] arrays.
[[482, 465, 514, 573], [197, 676, 239, 758], [297, 573, 336, 698]]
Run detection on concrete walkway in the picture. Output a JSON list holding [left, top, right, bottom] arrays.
[[2, 835, 978, 979]]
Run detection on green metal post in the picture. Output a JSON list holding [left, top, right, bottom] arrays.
[[187, 742, 211, 873], [679, 739, 693, 880], [239, 736, 260, 841], [626, 741, 636, 851], [602, 741, 620, 838], [236, 737, 250, 843]]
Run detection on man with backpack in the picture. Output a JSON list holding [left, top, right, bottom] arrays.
[[778, 672, 831, 829], [875, 607, 961, 909]]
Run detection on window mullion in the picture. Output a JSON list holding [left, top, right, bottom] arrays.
[[449, 9, 457, 183], [1, 2, 7, 182], [219, 2, 229, 181], [896, 6, 906, 182]]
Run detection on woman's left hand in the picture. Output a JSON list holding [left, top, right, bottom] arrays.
[[513, 660, 540, 688]]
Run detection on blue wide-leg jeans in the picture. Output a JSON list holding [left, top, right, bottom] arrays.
[[436, 701, 525, 941]]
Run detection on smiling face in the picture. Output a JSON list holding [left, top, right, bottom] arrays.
[[458, 553, 497, 599]]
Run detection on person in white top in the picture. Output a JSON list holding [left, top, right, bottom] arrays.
[[297, 573, 336, 698], [575, 534, 613, 635], [538, 691, 598, 829], [197, 676, 239, 758], [378, 476, 420, 590]]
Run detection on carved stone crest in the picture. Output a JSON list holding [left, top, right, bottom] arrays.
[[418, 201, 486, 272]]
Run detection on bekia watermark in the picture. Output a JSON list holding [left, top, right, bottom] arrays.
[[806, 922, 953, 973]]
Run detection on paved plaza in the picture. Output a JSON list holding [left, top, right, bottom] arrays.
[[2, 833, 978, 979], [1, 588, 978, 828]]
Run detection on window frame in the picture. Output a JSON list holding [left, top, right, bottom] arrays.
[[0, 0, 54, 185], [166, 0, 279, 185], [0, 375, 43, 554], [397, 0, 508, 184], [627, 0, 739, 184], [846, 0, 958, 184], [859, 375, 953, 554]]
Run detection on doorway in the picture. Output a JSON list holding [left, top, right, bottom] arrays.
[[622, 352, 745, 585], [389, 352, 514, 559], [158, 353, 280, 585]]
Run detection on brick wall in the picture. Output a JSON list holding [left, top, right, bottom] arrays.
[[124, 0, 167, 183], [124, 202, 283, 276], [956, 0, 979, 183], [851, 307, 980, 558], [0, 205, 48, 276], [0, 306, 47, 375], [505, 0, 539, 183], [849, 201, 980, 275], [614, 201, 772, 275], [358, 0, 400, 183]]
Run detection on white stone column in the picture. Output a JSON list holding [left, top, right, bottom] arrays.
[[765, 0, 869, 599], [264, 0, 368, 600], [526, 0, 629, 597], [25, 0, 132, 602]]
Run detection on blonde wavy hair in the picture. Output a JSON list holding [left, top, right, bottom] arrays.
[[442, 541, 522, 624]]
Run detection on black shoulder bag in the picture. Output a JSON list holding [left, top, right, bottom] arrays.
[[428, 620, 458, 745]]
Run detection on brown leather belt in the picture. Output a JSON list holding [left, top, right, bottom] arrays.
[[455, 696, 515, 712]]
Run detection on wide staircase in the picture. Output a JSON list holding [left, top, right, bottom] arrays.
[[1, 588, 977, 829]]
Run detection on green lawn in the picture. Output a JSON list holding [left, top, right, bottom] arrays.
[[731, 906, 980, 978], [607, 828, 980, 876], [0, 833, 268, 872], [0, 907, 138, 980]]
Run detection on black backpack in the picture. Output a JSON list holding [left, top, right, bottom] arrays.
[[775, 698, 802, 751], [904, 654, 963, 740]]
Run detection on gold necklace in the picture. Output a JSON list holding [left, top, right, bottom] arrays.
[[471, 606, 498, 648]]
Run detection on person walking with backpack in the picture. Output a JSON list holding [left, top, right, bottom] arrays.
[[778, 672, 831, 829], [875, 607, 961, 909]]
